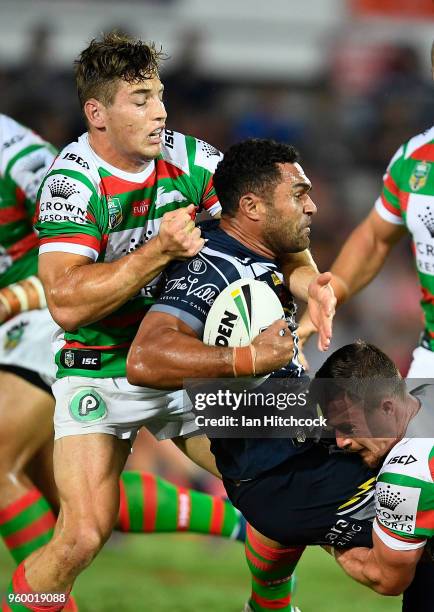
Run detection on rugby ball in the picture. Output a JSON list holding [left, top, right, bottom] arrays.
[[203, 278, 285, 347]]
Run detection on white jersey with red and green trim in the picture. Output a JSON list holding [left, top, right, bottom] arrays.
[[373, 385, 434, 551], [0, 114, 56, 287], [375, 126, 434, 350], [36, 129, 222, 379]]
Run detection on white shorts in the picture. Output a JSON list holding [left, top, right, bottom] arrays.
[[0, 309, 57, 384], [53, 375, 198, 442], [407, 345, 434, 380]]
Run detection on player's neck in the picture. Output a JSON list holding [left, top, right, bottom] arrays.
[[220, 216, 276, 260], [87, 132, 152, 173]]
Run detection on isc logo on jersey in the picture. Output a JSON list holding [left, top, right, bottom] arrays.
[[203, 279, 285, 349], [61, 349, 101, 370], [386, 455, 417, 466]]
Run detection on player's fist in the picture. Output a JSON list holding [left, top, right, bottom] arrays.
[[252, 319, 294, 375], [157, 204, 205, 260]]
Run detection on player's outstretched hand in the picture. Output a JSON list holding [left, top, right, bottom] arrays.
[[157, 204, 205, 260], [307, 271, 336, 352], [252, 319, 294, 375]]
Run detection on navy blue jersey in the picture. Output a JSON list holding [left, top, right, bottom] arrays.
[[151, 220, 313, 480]]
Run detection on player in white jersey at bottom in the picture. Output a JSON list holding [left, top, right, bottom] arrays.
[[314, 340, 434, 610]]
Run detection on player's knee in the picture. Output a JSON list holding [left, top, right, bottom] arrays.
[[57, 522, 109, 572], [74, 527, 105, 568]]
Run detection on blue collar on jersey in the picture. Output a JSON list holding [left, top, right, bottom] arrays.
[[199, 219, 276, 265]]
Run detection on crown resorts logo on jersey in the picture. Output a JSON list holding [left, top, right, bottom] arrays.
[[48, 177, 79, 199], [375, 482, 420, 535], [69, 389, 107, 422], [377, 484, 406, 511], [197, 140, 221, 159], [107, 197, 123, 229], [409, 161, 431, 192], [41, 176, 88, 225], [20, 157, 46, 176], [231, 284, 252, 336], [417, 205, 434, 238]]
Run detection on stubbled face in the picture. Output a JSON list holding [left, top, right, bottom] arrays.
[[261, 162, 316, 255], [101, 75, 167, 165], [325, 397, 398, 468]]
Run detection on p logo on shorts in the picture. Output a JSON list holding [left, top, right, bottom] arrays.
[[69, 389, 107, 422]]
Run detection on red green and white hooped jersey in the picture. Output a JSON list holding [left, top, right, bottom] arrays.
[[36, 129, 222, 379], [0, 114, 56, 287], [373, 385, 434, 551], [375, 126, 434, 349]]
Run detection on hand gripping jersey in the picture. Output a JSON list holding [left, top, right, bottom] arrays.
[[36, 129, 222, 379], [152, 221, 308, 480], [375, 126, 434, 350], [373, 385, 434, 551], [0, 114, 56, 287]]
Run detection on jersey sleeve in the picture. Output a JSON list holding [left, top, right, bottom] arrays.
[[35, 165, 103, 261], [0, 114, 57, 217], [374, 144, 405, 226], [187, 136, 223, 217], [374, 458, 434, 551], [150, 253, 230, 336]]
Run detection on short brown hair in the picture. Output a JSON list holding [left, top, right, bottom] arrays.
[[74, 31, 166, 108], [312, 340, 406, 412]]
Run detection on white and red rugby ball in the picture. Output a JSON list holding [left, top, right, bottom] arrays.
[[203, 278, 285, 348]]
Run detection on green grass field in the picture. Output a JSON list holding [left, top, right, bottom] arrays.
[[0, 535, 400, 611]]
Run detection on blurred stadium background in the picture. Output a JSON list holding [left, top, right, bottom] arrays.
[[0, 0, 433, 609]]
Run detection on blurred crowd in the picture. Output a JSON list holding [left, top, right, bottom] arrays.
[[1, 25, 431, 376]]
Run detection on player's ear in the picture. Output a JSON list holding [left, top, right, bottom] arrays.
[[84, 98, 107, 129], [239, 193, 262, 221], [380, 398, 395, 416]]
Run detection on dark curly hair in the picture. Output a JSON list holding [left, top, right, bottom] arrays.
[[213, 139, 300, 216], [74, 31, 166, 109]]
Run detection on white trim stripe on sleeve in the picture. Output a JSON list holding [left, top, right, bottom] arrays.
[[373, 519, 426, 552], [374, 198, 404, 226], [39, 242, 98, 261]]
